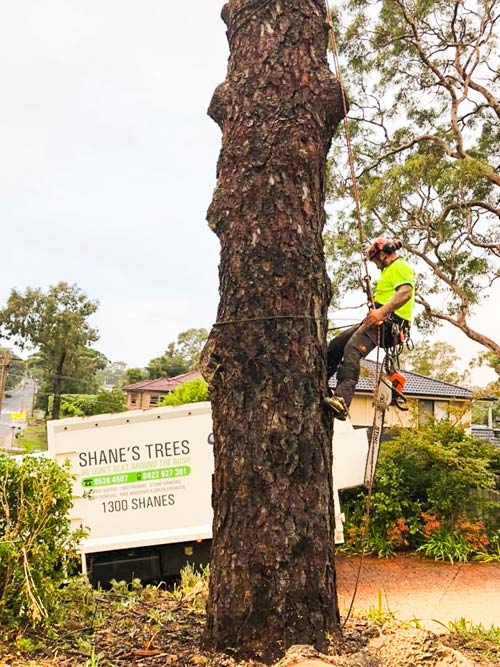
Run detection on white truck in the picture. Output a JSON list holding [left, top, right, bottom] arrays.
[[47, 402, 369, 585]]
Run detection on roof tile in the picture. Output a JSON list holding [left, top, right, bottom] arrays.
[[125, 370, 202, 393], [330, 359, 472, 399]]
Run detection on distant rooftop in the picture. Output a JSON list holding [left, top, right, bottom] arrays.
[[471, 425, 500, 447], [331, 359, 473, 400], [125, 370, 202, 393]]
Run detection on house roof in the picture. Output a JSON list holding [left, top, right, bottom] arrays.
[[128, 363, 472, 400], [125, 370, 202, 393], [471, 425, 500, 447], [331, 359, 473, 400]]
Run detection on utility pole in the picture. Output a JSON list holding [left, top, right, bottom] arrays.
[[0, 350, 10, 418]]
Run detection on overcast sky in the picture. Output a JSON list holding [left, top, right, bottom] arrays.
[[0, 1, 227, 367], [0, 2, 497, 384]]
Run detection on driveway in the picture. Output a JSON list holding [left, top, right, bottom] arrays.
[[335, 553, 500, 631]]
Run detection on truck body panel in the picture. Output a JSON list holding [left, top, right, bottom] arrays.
[[47, 402, 369, 583], [47, 403, 214, 557]]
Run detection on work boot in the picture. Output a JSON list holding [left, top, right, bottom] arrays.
[[323, 395, 348, 420]]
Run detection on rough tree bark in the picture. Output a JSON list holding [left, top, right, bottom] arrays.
[[200, 0, 344, 660]]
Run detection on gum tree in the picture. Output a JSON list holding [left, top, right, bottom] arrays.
[[147, 328, 209, 378], [0, 282, 99, 419], [326, 0, 500, 363], [201, 0, 344, 659]]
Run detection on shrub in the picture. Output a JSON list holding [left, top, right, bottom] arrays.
[[49, 388, 126, 417], [416, 529, 475, 563], [339, 421, 500, 560], [0, 455, 85, 625], [160, 378, 209, 406]]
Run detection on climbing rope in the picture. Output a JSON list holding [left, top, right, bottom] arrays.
[[323, 0, 375, 308], [340, 329, 383, 629], [322, 1, 388, 627], [212, 314, 322, 326]]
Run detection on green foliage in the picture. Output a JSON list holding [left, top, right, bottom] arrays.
[[364, 590, 395, 626], [29, 348, 109, 415], [0, 283, 103, 419], [472, 352, 500, 377], [444, 618, 500, 646], [173, 563, 210, 611], [474, 530, 500, 562], [124, 367, 148, 385], [417, 519, 489, 563], [340, 422, 500, 561], [85, 645, 103, 667], [148, 353, 187, 379], [1, 571, 210, 658], [326, 0, 500, 360], [0, 455, 85, 625], [93, 388, 126, 415], [19, 423, 47, 452], [49, 388, 126, 417], [416, 529, 479, 563], [400, 341, 468, 385], [160, 378, 209, 406], [96, 361, 127, 388], [148, 328, 208, 379], [470, 363, 500, 425], [0, 349, 26, 392]]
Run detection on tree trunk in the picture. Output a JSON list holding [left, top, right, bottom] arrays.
[[201, 0, 344, 659], [51, 350, 66, 420]]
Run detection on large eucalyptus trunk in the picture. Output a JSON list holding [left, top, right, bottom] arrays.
[[201, 0, 344, 659]]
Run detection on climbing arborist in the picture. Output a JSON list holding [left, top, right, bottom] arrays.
[[323, 237, 415, 420]]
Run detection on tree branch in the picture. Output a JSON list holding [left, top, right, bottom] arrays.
[[417, 294, 500, 357]]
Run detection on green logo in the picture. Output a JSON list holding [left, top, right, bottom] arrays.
[[82, 466, 191, 488]]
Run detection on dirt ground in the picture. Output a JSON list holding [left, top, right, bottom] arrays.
[[0, 556, 498, 667]]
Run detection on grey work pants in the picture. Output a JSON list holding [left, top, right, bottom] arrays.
[[327, 322, 382, 409]]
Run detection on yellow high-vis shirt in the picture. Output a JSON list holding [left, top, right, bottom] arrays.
[[374, 258, 415, 321]]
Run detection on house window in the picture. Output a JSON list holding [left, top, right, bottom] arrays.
[[418, 400, 434, 425], [434, 401, 449, 421], [130, 393, 138, 406], [149, 395, 163, 406], [418, 400, 450, 424]]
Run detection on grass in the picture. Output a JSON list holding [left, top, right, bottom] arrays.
[[444, 617, 500, 645], [172, 563, 210, 611], [362, 590, 396, 626], [17, 422, 47, 452]]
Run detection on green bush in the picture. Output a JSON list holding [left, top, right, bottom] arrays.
[[93, 387, 126, 414], [0, 455, 85, 625], [339, 422, 500, 562], [160, 378, 209, 406], [48, 388, 126, 417]]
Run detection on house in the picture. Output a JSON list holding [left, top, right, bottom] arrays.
[[332, 359, 473, 428], [125, 360, 474, 427], [124, 370, 202, 410]]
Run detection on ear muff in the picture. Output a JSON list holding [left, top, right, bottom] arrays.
[[382, 239, 402, 254], [366, 237, 402, 260]]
